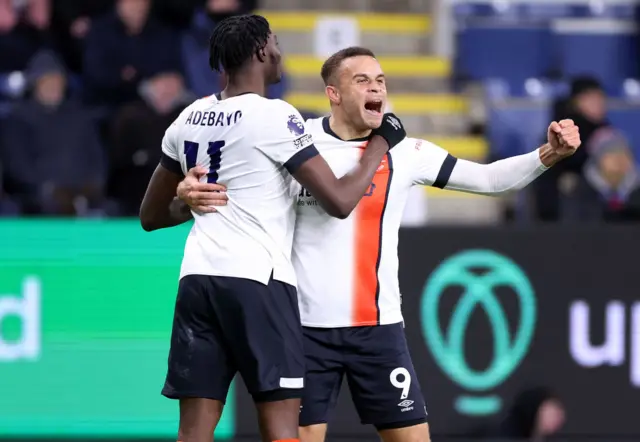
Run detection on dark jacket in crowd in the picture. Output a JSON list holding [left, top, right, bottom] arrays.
[[533, 102, 609, 221], [109, 100, 187, 215], [51, 0, 113, 73], [152, 0, 204, 30], [1, 99, 105, 210], [83, 12, 182, 106], [0, 22, 49, 72], [565, 128, 640, 222], [567, 175, 640, 222]]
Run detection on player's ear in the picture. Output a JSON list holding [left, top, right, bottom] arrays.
[[256, 47, 266, 63], [326, 85, 341, 105]]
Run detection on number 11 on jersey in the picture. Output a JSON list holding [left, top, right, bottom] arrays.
[[184, 140, 225, 183]]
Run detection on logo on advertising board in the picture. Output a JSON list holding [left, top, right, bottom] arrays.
[[421, 250, 536, 416]]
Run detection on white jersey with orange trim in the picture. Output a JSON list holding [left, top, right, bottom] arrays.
[[293, 117, 457, 328]]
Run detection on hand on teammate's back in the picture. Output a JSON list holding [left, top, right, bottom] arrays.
[[177, 166, 228, 213], [370, 113, 406, 149]]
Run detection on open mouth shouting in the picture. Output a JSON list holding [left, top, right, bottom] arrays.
[[364, 99, 383, 116]]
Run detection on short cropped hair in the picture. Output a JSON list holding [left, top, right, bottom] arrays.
[[209, 14, 271, 74], [320, 47, 376, 85]]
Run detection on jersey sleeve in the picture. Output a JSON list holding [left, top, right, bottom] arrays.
[[160, 118, 183, 176], [255, 100, 319, 174], [410, 138, 458, 188]]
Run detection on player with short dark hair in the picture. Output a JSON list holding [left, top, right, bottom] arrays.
[[175, 46, 581, 442], [320, 46, 376, 84], [139, 16, 407, 442]]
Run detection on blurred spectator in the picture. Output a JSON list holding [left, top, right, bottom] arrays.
[[51, 0, 113, 74], [83, 0, 182, 107], [109, 72, 194, 215], [533, 77, 609, 221], [565, 128, 640, 222], [181, 0, 288, 100], [152, 0, 203, 31], [499, 387, 566, 441], [0, 51, 107, 216], [0, 0, 51, 72], [0, 192, 20, 215]]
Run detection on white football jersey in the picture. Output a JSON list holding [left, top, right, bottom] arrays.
[[161, 93, 316, 286], [294, 117, 457, 327]]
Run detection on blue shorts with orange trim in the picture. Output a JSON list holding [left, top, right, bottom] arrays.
[[299, 323, 428, 429]]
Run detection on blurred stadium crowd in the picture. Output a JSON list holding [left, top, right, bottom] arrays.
[[0, 0, 300, 217], [0, 0, 638, 225]]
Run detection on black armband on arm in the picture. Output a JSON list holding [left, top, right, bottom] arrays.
[[160, 153, 184, 176], [284, 145, 320, 174], [433, 154, 458, 189]]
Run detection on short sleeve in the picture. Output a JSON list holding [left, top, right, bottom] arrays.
[[255, 100, 319, 174], [160, 118, 183, 175], [410, 139, 458, 188]]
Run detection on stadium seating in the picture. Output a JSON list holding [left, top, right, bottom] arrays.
[[454, 1, 640, 161]]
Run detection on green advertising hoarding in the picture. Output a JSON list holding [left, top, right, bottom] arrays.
[[0, 220, 234, 437]]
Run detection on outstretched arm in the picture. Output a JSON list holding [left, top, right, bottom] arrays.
[[445, 145, 550, 196], [415, 120, 581, 196]]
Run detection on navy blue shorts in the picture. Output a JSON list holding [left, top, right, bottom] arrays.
[[162, 274, 305, 403], [300, 322, 428, 429]]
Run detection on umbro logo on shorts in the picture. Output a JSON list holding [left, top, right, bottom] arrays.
[[398, 399, 414, 408]]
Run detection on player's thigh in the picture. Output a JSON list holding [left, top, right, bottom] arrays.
[[300, 327, 345, 428], [344, 323, 428, 429], [162, 275, 235, 403], [212, 276, 306, 397], [378, 423, 431, 442]]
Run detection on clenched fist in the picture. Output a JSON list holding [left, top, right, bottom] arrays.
[[547, 119, 581, 158]]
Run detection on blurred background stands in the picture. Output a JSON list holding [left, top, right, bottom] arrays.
[[0, 0, 639, 225]]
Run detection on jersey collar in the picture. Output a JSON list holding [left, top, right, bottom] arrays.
[[215, 92, 258, 100], [322, 117, 370, 143]]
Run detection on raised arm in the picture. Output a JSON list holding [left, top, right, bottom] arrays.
[[414, 120, 581, 196]]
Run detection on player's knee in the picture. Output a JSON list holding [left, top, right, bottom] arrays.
[[255, 398, 301, 442], [299, 423, 327, 442], [178, 398, 223, 442], [378, 422, 430, 442]]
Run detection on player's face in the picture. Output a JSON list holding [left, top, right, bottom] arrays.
[[263, 32, 283, 85], [336, 56, 387, 131]]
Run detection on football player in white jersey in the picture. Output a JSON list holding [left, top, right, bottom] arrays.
[[139, 17, 408, 442], [173, 46, 581, 442]]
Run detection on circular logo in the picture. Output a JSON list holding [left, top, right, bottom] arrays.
[[421, 250, 536, 416]]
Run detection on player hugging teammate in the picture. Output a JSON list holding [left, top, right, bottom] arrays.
[[140, 14, 581, 442]]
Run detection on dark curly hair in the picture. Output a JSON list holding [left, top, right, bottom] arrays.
[[208, 14, 271, 75]]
